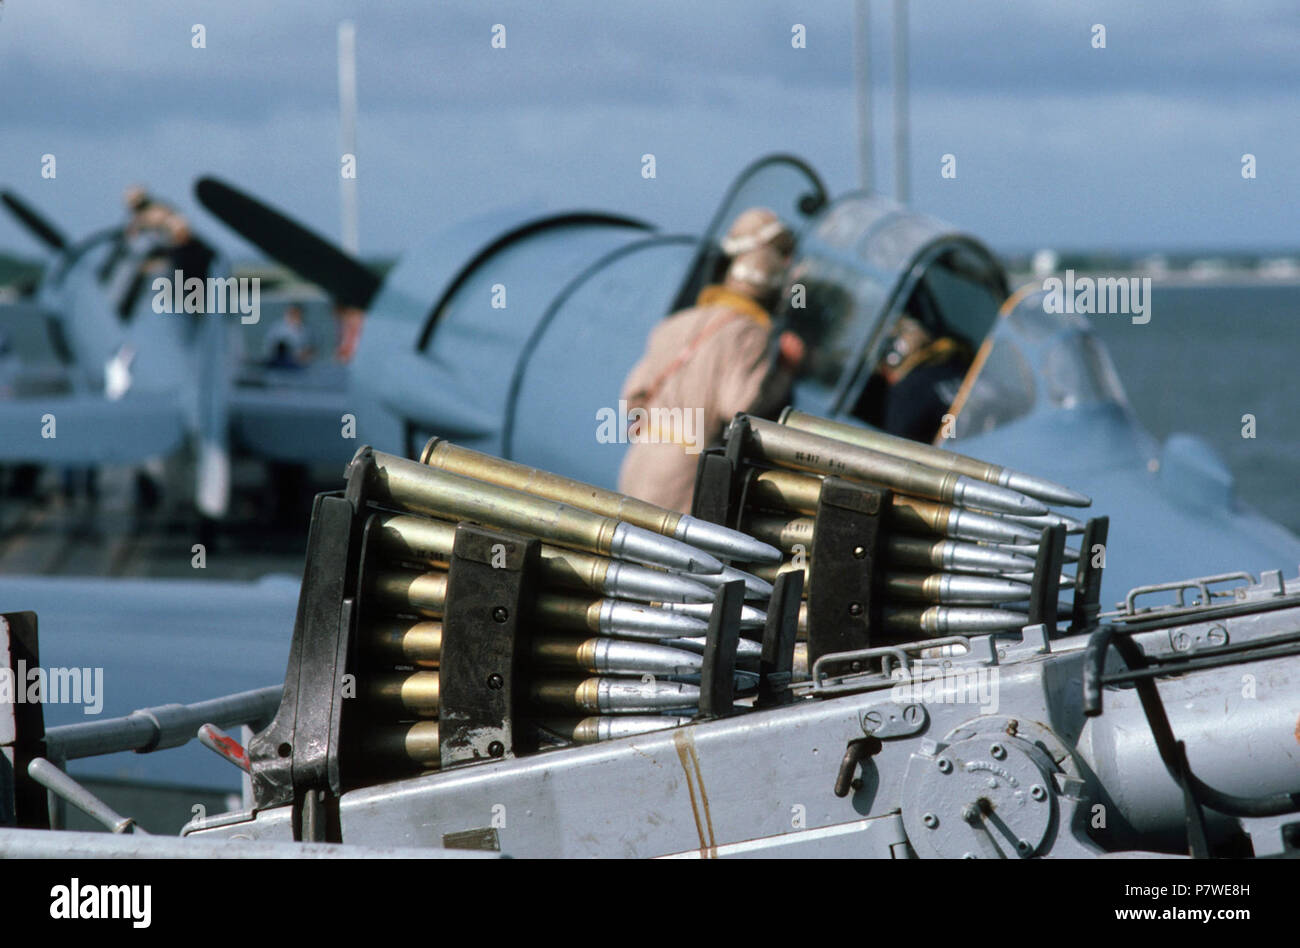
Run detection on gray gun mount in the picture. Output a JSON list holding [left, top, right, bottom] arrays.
[[182, 567, 1300, 858]]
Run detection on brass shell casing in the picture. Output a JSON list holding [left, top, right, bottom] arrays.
[[365, 671, 441, 717], [364, 619, 443, 668], [420, 438, 683, 538]]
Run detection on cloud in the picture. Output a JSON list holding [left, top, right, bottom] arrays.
[[0, 0, 1296, 257]]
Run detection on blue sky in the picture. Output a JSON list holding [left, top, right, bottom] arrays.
[[1, 1, 1296, 259]]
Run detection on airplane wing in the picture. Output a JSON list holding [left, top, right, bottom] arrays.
[[0, 391, 187, 462], [227, 385, 357, 463]]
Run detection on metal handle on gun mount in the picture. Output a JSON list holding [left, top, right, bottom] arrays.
[[27, 758, 149, 835]]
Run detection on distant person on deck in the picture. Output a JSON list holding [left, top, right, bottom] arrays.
[[617, 207, 805, 513], [263, 304, 316, 368]]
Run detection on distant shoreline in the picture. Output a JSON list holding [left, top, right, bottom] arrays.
[[1007, 271, 1300, 290]]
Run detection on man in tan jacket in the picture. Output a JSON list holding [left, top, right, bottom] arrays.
[[617, 208, 803, 512]]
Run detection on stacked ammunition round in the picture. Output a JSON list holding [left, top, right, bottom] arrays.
[[663, 635, 764, 661], [365, 671, 440, 717], [989, 541, 1081, 563], [540, 716, 693, 744], [418, 438, 782, 565], [373, 512, 716, 604], [743, 515, 1037, 575], [348, 442, 787, 761], [779, 409, 1091, 507], [369, 722, 440, 770], [678, 562, 773, 601], [745, 474, 1041, 545], [742, 416, 1049, 516], [794, 603, 1030, 637], [529, 636, 704, 676], [534, 592, 709, 639], [883, 573, 1031, 604], [993, 510, 1086, 533], [531, 677, 701, 714], [356, 447, 725, 575], [717, 411, 1096, 645], [746, 559, 1032, 604], [653, 600, 768, 630], [363, 619, 442, 667], [369, 568, 448, 618], [345, 442, 785, 759]]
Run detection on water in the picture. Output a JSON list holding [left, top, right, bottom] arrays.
[[1086, 282, 1299, 533]]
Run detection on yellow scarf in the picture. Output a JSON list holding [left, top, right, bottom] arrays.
[[891, 336, 968, 384], [696, 285, 771, 327]]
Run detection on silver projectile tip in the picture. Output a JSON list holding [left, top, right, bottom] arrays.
[[604, 561, 715, 603], [939, 541, 1037, 576], [688, 564, 774, 601], [657, 601, 768, 629], [937, 574, 1034, 603], [674, 515, 783, 565], [947, 508, 1043, 544], [951, 475, 1049, 517], [1000, 470, 1092, 508], [598, 600, 710, 639], [987, 542, 1081, 563], [999, 510, 1086, 533], [595, 678, 700, 712], [551, 715, 693, 744], [928, 607, 1030, 634], [591, 639, 704, 676], [1003, 571, 1074, 585], [665, 635, 764, 661], [609, 522, 724, 575]]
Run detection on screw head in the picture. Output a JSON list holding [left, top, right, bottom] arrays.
[[492, 606, 509, 623], [487, 673, 504, 690], [852, 545, 866, 559], [848, 601, 863, 617], [1030, 784, 1047, 801], [923, 812, 939, 829], [990, 743, 1007, 760], [937, 758, 953, 774], [488, 741, 505, 758], [1016, 839, 1032, 854], [862, 710, 883, 732]]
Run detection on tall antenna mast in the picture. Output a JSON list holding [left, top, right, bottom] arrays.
[[338, 21, 360, 255], [853, 0, 874, 192], [892, 0, 910, 204]]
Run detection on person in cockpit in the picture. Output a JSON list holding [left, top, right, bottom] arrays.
[[855, 291, 973, 443]]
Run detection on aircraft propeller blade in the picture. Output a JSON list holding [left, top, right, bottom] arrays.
[[195, 176, 382, 309], [1, 189, 68, 252]]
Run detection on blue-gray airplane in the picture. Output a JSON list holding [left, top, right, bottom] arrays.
[[4, 153, 1298, 816], [0, 188, 237, 515], [185, 153, 1295, 608], [8, 156, 1294, 607]]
